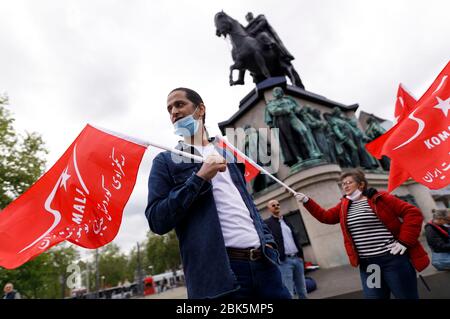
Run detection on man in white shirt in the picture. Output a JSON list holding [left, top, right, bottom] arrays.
[[265, 199, 307, 298], [145, 87, 291, 299]]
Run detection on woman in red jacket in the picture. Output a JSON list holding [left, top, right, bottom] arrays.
[[295, 169, 429, 299]]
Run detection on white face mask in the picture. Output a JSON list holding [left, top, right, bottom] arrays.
[[346, 189, 362, 201]]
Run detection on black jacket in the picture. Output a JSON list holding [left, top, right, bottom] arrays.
[[425, 222, 450, 253], [265, 216, 304, 261], [3, 291, 19, 299]]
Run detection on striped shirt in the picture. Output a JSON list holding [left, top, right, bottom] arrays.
[[347, 199, 395, 258]]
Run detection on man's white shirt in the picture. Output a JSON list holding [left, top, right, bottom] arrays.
[[279, 217, 299, 255], [194, 143, 260, 249]]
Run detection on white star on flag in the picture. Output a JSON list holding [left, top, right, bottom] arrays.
[[60, 167, 71, 191], [433, 96, 450, 117]]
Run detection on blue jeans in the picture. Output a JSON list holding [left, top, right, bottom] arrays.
[[218, 257, 292, 299], [279, 256, 308, 299], [359, 253, 419, 299], [431, 252, 450, 271]]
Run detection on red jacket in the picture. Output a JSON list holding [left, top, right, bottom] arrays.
[[304, 191, 430, 272]]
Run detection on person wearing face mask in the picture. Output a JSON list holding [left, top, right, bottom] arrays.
[[294, 169, 429, 299], [145, 87, 290, 299], [425, 208, 450, 271]]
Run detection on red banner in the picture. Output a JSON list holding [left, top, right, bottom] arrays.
[[0, 125, 147, 269], [394, 83, 418, 124], [388, 84, 418, 191], [367, 61, 450, 190]]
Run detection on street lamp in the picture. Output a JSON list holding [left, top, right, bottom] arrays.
[[101, 275, 105, 289], [148, 265, 154, 275], [81, 270, 89, 293], [59, 274, 66, 299], [95, 248, 100, 298]]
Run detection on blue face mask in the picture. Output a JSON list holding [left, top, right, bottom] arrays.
[[173, 107, 201, 137]]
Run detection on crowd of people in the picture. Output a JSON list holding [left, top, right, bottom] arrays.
[[3, 88, 448, 300], [143, 87, 449, 300]]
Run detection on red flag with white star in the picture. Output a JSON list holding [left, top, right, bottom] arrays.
[[388, 84, 418, 192], [0, 124, 147, 269], [367, 61, 450, 190]]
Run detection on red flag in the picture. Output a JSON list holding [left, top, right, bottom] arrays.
[[0, 124, 147, 269], [394, 83, 417, 124], [367, 61, 450, 190], [387, 160, 411, 192], [214, 135, 260, 182], [388, 84, 418, 192]]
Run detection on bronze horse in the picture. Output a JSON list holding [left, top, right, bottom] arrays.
[[214, 11, 304, 88]]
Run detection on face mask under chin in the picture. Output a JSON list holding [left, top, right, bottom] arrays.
[[173, 107, 201, 137], [346, 189, 363, 201]]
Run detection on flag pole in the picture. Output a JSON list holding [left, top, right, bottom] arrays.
[[91, 124, 205, 163], [149, 137, 297, 196], [214, 136, 297, 196], [255, 164, 297, 195], [145, 141, 205, 163], [150, 140, 296, 195], [147, 137, 297, 195], [92, 124, 296, 195]]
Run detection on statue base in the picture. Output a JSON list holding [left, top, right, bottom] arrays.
[[217, 78, 440, 269], [289, 158, 327, 174]]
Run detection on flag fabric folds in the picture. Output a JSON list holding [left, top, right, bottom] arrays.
[[387, 84, 418, 192], [0, 124, 147, 269], [394, 84, 417, 125], [367, 61, 450, 190]]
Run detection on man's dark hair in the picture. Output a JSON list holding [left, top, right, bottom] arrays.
[[169, 87, 205, 123]]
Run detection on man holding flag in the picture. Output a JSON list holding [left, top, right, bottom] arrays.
[[145, 87, 291, 299]]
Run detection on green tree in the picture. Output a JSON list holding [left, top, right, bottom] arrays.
[[46, 244, 80, 298], [145, 231, 181, 274], [97, 243, 129, 288], [0, 94, 79, 299], [126, 241, 149, 284], [0, 245, 79, 298], [0, 252, 52, 298], [0, 94, 47, 208]]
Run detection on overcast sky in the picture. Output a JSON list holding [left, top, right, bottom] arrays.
[[0, 0, 449, 258]]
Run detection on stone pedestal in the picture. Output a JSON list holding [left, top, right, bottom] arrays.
[[218, 79, 439, 269]]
